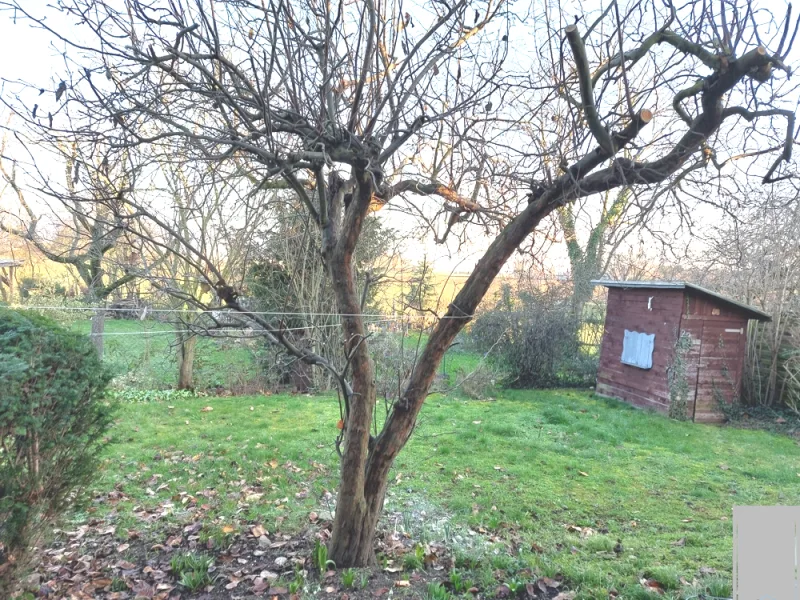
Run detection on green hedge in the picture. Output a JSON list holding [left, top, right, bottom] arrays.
[[0, 308, 114, 595]]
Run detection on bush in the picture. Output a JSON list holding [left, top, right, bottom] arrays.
[[469, 284, 598, 388], [453, 362, 505, 400], [0, 309, 114, 595]]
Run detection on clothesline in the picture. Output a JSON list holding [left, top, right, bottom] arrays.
[[93, 317, 402, 336], [12, 305, 474, 319]]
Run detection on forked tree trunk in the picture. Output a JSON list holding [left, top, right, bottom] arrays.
[[327, 179, 555, 567], [177, 331, 197, 390], [320, 171, 380, 566], [328, 54, 766, 560]]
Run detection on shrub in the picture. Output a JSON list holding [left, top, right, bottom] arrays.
[[371, 331, 418, 406], [469, 284, 598, 388], [453, 362, 505, 400], [0, 309, 114, 596]]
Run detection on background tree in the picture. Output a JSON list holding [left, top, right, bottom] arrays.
[[1, 0, 797, 567], [699, 184, 800, 408], [557, 187, 632, 314], [403, 259, 437, 320], [246, 204, 399, 391], [0, 135, 140, 356], [148, 158, 272, 390]]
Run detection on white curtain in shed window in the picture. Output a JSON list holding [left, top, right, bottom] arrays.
[[620, 330, 655, 369]]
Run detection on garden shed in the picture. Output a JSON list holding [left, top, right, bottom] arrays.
[[591, 280, 771, 422]]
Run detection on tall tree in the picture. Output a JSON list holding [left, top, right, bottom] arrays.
[[557, 187, 631, 314], [1, 0, 796, 566]]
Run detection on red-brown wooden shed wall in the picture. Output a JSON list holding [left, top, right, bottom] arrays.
[[680, 292, 747, 422], [596, 286, 750, 422], [595, 287, 683, 412]]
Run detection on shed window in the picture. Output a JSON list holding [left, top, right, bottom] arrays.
[[621, 330, 655, 369]]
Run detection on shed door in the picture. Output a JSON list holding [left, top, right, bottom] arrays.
[[680, 329, 702, 421], [693, 321, 746, 422]]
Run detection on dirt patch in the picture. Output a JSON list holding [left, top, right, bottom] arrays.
[[13, 486, 575, 600], [17, 517, 574, 599]]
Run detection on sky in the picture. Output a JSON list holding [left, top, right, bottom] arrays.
[[0, 0, 796, 282]]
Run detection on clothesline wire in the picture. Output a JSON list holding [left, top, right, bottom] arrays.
[[11, 305, 474, 319], [95, 318, 402, 336]]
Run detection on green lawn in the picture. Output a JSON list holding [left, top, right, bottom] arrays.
[[82, 389, 800, 599]]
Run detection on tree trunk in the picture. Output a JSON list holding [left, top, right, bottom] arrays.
[[328, 188, 556, 567], [326, 172, 380, 567], [7, 264, 17, 303], [177, 331, 197, 390], [90, 310, 105, 359]]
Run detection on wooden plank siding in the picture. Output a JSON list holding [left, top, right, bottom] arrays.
[[680, 291, 748, 422], [596, 288, 684, 413], [596, 287, 751, 423]]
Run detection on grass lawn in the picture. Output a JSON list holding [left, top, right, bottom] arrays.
[[51, 388, 800, 599]]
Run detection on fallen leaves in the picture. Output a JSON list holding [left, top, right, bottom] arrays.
[[253, 577, 270, 593], [383, 565, 403, 573], [534, 576, 561, 593], [640, 578, 665, 594], [26, 505, 589, 600], [565, 524, 595, 538], [131, 581, 157, 599]]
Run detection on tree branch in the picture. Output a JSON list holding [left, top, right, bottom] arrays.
[[566, 24, 615, 155], [378, 179, 482, 212]]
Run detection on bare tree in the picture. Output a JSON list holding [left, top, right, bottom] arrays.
[[700, 184, 800, 407], [150, 158, 274, 390], [1, 0, 797, 566], [0, 133, 140, 356]]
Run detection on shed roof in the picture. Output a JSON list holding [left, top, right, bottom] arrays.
[[0, 258, 23, 268], [591, 279, 771, 322]]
